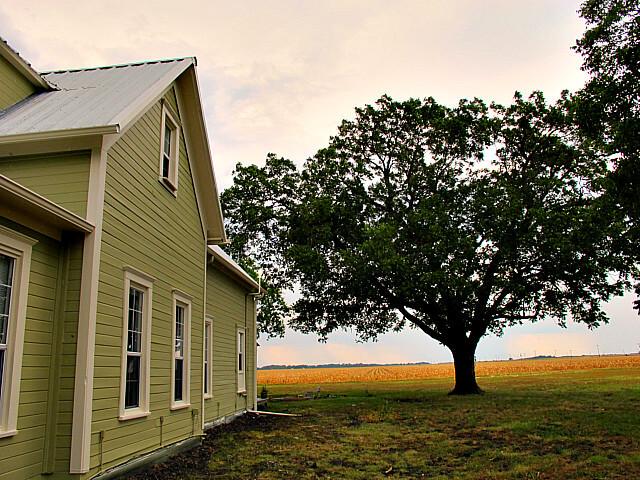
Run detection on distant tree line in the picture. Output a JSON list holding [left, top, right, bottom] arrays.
[[258, 361, 432, 370]]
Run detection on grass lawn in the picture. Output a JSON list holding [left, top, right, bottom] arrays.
[[132, 366, 640, 479]]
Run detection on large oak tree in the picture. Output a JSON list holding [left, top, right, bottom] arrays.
[[223, 93, 630, 394]]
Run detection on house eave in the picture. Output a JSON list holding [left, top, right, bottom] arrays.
[[176, 67, 228, 246], [0, 125, 120, 146], [0, 174, 94, 236], [208, 245, 260, 291]]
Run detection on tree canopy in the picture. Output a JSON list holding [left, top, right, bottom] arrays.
[[222, 92, 630, 394], [573, 0, 640, 309], [221, 154, 299, 338]]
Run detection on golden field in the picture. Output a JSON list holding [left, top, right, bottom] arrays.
[[257, 354, 640, 385]]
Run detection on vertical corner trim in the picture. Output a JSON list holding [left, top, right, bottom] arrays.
[[70, 146, 108, 474]]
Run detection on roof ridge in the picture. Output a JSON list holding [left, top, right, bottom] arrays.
[[41, 57, 194, 76]]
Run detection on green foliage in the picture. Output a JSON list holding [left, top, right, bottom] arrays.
[[573, 0, 640, 309], [221, 156, 299, 337], [222, 91, 629, 393], [293, 93, 625, 337]]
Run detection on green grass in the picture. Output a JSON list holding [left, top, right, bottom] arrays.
[[136, 367, 640, 479]]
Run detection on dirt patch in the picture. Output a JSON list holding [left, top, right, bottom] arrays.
[[125, 414, 284, 480]]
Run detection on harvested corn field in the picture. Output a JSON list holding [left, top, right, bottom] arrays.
[[257, 354, 640, 385]]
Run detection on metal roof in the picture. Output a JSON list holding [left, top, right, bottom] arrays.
[[0, 58, 193, 137]]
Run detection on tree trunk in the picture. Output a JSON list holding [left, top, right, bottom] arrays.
[[449, 344, 483, 395]]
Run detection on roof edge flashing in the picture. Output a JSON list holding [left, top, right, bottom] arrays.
[[0, 124, 120, 145], [0, 37, 55, 91], [41, 56, 195, 76], [208, 245, 259, 291]]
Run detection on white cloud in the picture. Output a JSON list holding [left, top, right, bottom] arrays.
[[1, 0, 589, 190], [4, 0, 635, 367]]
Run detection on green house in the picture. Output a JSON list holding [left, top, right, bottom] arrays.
[[0, 37, 260, 479]]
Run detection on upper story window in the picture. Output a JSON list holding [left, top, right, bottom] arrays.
[[159, 101, 180, 195], [0, 226, 36, 438], [119, 267, 154, 420]]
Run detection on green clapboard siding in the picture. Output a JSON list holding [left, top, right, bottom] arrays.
[[50, 234, 83, 477], [0, 218, 71, 480], [0, 151, 91, 218], [205, 264, 256, 424], [90, 86, 206, 475], [0, 55, 35, 112]]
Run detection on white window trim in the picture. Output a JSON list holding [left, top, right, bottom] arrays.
[[0, 226, 36, 438], [171, 289, 192, 410], [237, 327, 246, 394], [119, 267, 154, 421], [158, 101, 180, 196], [204, 315, 213, 399]]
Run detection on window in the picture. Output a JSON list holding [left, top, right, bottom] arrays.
[[125, 288, 143, 409], [119, 267, 154, 420], [204, 316, 213, 398], [0, 226, 36, 438], [171, 290, 191, 409], [158, 101, 180, 194], [0, 255, 13, 403], [237, 327, 246, 393]]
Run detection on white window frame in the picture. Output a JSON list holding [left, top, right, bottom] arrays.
[[237, 327, 246, 393], [0, 226, 36, 438], [171, 290, 191, 409], [158, 101, 180, 195], [203, 315, 213, 399], [119, 267, 154, 421]]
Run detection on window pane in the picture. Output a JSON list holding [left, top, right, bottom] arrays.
[[164, 124, 172, 157], [204, 324, 209, 363], [162, 155, 170, 179], [204, 323, 210, 395], [204, 363, 208, 394], [0, 349, 4, 400], [0, 254, 14, 346], [174, 358, 183, 401], [0, 254, 13, 288], [128, 288, 143, 353], [125, 355, 140, 409], [175, 305, 184, 357]]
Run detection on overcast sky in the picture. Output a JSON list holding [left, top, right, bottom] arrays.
[[2, 0, 638, 366]]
